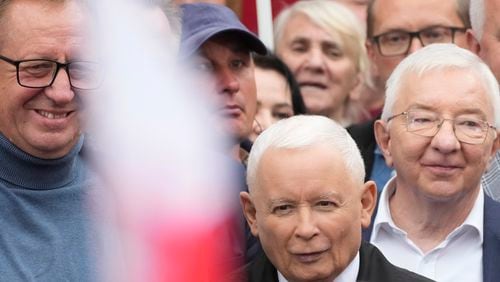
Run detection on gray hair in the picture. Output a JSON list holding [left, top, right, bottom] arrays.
[[469, 0, 485, 40], [382, 43, 500, 128], [274, 0, 368, 74], [246, 115, 365, 192]]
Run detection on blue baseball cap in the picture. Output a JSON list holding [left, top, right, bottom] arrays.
[[180, 3, 267, 58]]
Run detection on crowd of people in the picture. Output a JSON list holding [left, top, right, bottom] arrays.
[[0, 0, 499, 281]]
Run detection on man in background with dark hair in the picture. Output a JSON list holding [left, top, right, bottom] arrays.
[[180, 2, 267, 265]]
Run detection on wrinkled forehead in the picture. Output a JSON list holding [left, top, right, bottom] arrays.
[[395, 68, 493, 112], [0, 0, 91, 51]]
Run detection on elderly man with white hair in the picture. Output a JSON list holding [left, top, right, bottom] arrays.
[[365, 44, 500, 282], [239, 115, 433, 282]]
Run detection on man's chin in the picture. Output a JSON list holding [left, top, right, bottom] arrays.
[[221, 121, 250, 142], [25, 133, 80, 159]]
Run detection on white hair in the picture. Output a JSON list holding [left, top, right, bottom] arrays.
[[246, 115, 365, 192], [273, 0, 368, 74], [469, 0, 485, 40], [382, 44, 500, 129]]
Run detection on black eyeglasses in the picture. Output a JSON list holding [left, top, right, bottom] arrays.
[[371, 26, 467, 57], [387, 110, 496, 145], [0, 54, 102, 90]]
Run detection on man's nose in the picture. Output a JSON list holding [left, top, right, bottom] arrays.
[[44, 68, 75, 105], [431, 119, 461, 153], [294, 207, 319, 240], [217, 68, 240, 95], [407, 35, 425, 55]]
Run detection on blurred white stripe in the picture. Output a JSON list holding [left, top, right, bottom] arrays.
[[85, 0, 237, 281]]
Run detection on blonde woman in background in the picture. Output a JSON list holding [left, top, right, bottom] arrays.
[[274, 0, 370, 127]]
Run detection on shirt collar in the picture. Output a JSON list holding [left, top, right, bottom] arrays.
[[462, 187, 484, 243], [371, 176, 484, 242], [277, 251, 360, 282], [371, 176, 402, 240]]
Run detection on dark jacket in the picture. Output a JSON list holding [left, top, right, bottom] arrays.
[[245, 241, 434, 282], [347, 118, 377, 182]]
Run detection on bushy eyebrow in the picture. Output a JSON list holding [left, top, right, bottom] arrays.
[[267, 198, 292, 207], [266, 191, 343, 207], [407, 104, 489, 119]]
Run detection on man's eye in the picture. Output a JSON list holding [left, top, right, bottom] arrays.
[[383, 33, 407, 44], [411, 117, 433, 124], [460, 120, 481, 127], [316, 201, 336, 209], [194, 62, 214, 73], [422, 30, 447, 42], [456, 119, 484, 132], [272, 204, 293, 215], [20, 61, 53, 76], [230, 59, 244, 69], [409, 112, 437, 125], [69, 63, 98, 79]]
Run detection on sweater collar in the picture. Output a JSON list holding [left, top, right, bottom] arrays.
[[0, 133, 84, 190]]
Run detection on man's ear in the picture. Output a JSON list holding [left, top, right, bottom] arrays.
[[360, 180, 377, 228], [374, 119, 393, 167], [490, 131, 500, 159], [466, 29, 481, 55], [240, 191, 258, 237]]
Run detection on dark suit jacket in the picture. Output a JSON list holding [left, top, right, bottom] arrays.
[[482, 194, 500, 282], [362, 193, 500, 282], [245, 241, 434, 282], [347, 118, 377, 182]]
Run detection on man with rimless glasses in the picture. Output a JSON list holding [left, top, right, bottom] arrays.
[[364, 44, 500, 282], [0, 0, 102, 280], [348, 0, 474, 197]]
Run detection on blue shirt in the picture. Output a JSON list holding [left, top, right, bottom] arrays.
[[370, 145, 394, 192]]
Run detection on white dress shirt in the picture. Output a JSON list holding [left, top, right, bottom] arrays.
[[277, 252, 359, 282], [371, 176, 483, 282]]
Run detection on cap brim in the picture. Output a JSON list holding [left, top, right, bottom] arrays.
[[181, 28, 267, 58]]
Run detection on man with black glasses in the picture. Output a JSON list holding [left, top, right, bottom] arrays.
[[0, 0, 183, 280], [348, 0, 472, 194], [0, 0, 103, 280], [367, 44, 500, 282]]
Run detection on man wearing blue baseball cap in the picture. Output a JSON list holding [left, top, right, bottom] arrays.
[[180, 2, 267, 268], [180, 2, 266, 151]]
